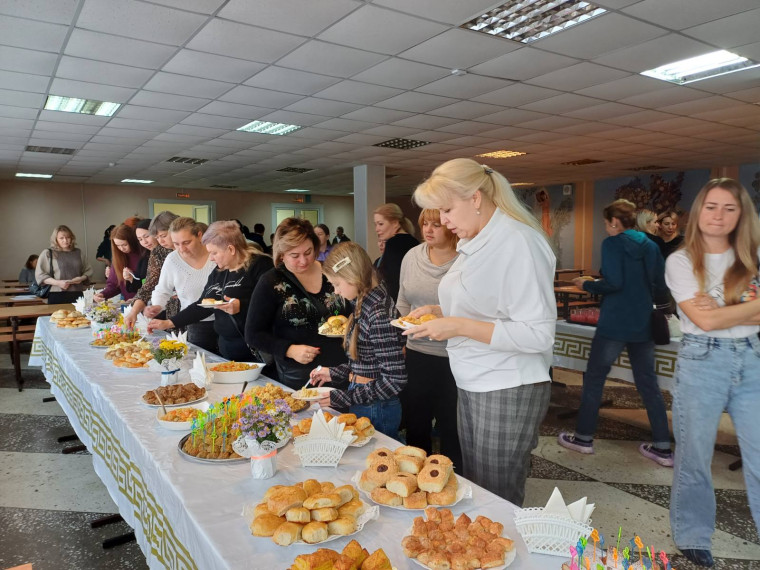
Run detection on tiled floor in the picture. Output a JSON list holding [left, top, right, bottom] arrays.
[[1, 346, 758, 569]]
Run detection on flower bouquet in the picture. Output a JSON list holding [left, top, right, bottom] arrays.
[[86, 301, 121, 333], [146, 334, 188, 385], [232, 396, 293, 479]]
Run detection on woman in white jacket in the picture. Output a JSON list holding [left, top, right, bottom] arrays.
[[407, 158, 556, 505]]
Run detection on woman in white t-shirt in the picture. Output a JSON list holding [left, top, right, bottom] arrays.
[[665, 178, 760, 568]]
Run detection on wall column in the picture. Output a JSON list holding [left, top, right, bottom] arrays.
[[353, 164, 385, 259]]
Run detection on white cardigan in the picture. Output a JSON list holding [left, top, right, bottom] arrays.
[[439, 208, 557, 392], [151, 251, 216, 321]]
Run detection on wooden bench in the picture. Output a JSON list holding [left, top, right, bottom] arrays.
[[0, 324, 37, 369]]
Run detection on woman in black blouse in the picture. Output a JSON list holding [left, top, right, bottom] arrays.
[[245, 218, 349, 389], [373, 203, 418, 301], [148, 220, 273, 361]]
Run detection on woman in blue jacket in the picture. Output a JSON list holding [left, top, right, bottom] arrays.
[[558, 199, 673, 466]]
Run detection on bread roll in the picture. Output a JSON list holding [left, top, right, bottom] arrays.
[[338, 498, 366, 518], [394, 454, 423, 474], [327, 516, 357, 536], [365, 456, 398, 485], [302, 521, 329, 544], [365, 447, 393, 468], [267, 486, 307, 516], [354, 417, 372, 431], [394, 445, 427, 460], [302, 479, 322, 497], [417, 463, 452, 493], [271, 521, 302, 546], [427, 484, 457, 506], [386, 472, 418, 497], [358, 470, 379, 493], [310, 507, 338, 522], [320, 481, 336, 492], [253, 502, 271, 517], [334, 484, 355, 506], [403, 490, 428, 509], [251, 513, 285, 537], [425, 454, 453, 468], [285, 507, 311, 523], [370, 487, 402, 507], [263, 485, 286, 501], [337, 413, 357, 425], [303, 492, 341, 509]]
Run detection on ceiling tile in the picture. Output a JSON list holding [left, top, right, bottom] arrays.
[[427, 101, 503, 120], [0, 0, 79, 24], [623, 0, 760, 30], [0, 88, 44, 108], [38, 110, 110, 126], [513, 116, 586, 131], [64, 29, 176, 69], [373, 0, 505, 26], [128, 91, 211, 112], [391, 115, 460, 130], [352, 58, 449, 90], [593, 34, 715, 75], [313, 81, 403, 105], [142, 72, 233, 99], [187, 18, 305, 62], [399, 29, 519, 69], [658, 96, 747, 116], [340, 107, 413, 123], [180, 113, 248, 129], [276, 41, 387, 78], [244, 67, 341, 96], [35, 121, 101, 135], [77, 0, 206, 45], [0, 69, 48, 93], [196, 100, 272, 120], [116, 105, 191, 123], [436, 121, 494, 135], [685, 66, 760, 95], [575, 75, 672, 100], [219, 0, 358, 36], [162, 50, 267, 83], [416, 74, 512, 99], [620, 86, 710, 107], [284, 98, 362, 117], [520, 94, 603, 114], [0, 105, 39, 120], [470, 47, 578, 81], [473, 83, 561, 106], [0, 45, 58, 76], [683, 8, 760, 49], [148, 0, 227, 14], [733, 41, 760, 61], [376, 92, 457, 113], [56, 56, 154, 88], [220, 85, 303, 109], [257, 110, 332, 127], [105, 118, 174, 132], [312, 118, 382, 133], [565, 102, 642, 120], [528, 63, 630, 92], [725, 86, 760, 104]]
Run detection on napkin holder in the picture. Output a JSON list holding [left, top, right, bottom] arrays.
[[292, 410, 356, 467]]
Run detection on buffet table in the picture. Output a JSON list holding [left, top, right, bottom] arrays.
[[553, 321, 680, 392], [30, 317, 556, 570]]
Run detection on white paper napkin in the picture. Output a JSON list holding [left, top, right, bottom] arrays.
[[542, 487, 594, 523], [307, 410, 356, 444], [189, 352, 212, 388], [543, 487, 572, 519], [134, 313, 150, 338], [166, 330, 188, 345]]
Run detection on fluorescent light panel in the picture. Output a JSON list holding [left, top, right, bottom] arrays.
[[511, 182, 535, 187], [462, 0, 607, 43], [642, 50, 760, 85], [237, 121, 302, 135], [284, 189, 309, 192], [477, 150, 527, 158], [16, 173, 52, 178], [122, 179, 154, 184], [44, 95, 121, 116]]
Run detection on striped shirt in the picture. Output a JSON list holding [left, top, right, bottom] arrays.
[[329, 285, 407, 408]]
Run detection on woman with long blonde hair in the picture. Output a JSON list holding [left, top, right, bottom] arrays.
[[665, 178, 760, 567], [404, 158, 556, 505], [374, 202, 418, 301], [310, 242, 407, 438]]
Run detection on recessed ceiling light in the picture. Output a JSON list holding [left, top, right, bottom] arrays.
[[166, 156, 208, 165], [641, 50, 760, 85], [374, 138, 430, 150], [16, 172, 52, 178], [511, 182, 535, 187], [477, 150, 527, 159], [277, 167, 315, 173], [122, 179, 154, 184], [25, 145, 77, 155], [284, 189, 309, 193], [44, 95, 121, 116], [237, 120, 303, 135], [462, 0, 607, 43]]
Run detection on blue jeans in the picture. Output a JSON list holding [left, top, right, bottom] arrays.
[[575, 334, 670, 446], [349, 391, 402, 440], [670, 333, 760, 550]]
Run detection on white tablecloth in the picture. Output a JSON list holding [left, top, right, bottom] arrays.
[[553, 321, 681, 392], [30, 318, 557, 570]]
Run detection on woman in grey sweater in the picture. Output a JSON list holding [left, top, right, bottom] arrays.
[[396, 209, 462, 469], [35, 225, 92, 293]]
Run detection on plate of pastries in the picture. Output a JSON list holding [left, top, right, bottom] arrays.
[[142, 383, 206, 407], [403, 507, 515, 570], [49, 309, 71, 323], [249, 479, 378, 546], [318, 315, 348, 337], [90, 331, 142, 347], [391, 314, 438, 330], [354, 446, 471, 510], [246, 383, 309, 413], [292, 412, 375, 447], [54, 311, 90, 329], [289, 540, 394, 570], [106, 341, 153, 369]]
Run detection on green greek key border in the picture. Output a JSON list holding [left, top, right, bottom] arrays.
[[554, 332, 678, 378], [37, 337, 197, 570]]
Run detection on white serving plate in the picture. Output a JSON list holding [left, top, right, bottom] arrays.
[[207, 361, 265, 384], [352, 471, 472, 511], [156, 401, 210, 431], [177, 433, 247, 464], [406, 523, 516, 569], [142, 392, 207, 408], [291, 387, 333, 401]]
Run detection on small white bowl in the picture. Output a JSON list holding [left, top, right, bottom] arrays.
[[207, 362, 265, 384], [156, 401, 210, 431]]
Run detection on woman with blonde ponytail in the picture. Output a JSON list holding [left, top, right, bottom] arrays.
[[406, 158, 556, 506], [309, 242, 407, 438], [374, 203, 419, 301]]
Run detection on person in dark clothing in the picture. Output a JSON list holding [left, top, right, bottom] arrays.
[[559, 199, 673, 466], [250, 223, 269, 253], [374, 203, 419, 301], [331, 226, 351, 245], [148, 220, 273, 361], [245, 218, 349, 389], [656, 210, 684, 259], [96, 224, 115, 275]]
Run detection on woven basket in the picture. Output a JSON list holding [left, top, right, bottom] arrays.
[[293, 436, 350, 467], [513, 507, 594, 556]]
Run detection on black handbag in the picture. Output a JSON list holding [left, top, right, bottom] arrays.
[[29, 249, 53, 298], [641, 256, 671, 345]]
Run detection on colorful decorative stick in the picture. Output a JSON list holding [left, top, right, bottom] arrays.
[[590, 529, 599, 564], [634, 536, 643, 569], [617, 526, 623, 555]]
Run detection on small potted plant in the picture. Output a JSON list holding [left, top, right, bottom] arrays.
[[148, 338, 188, 384], [232, 397, 293, 479]]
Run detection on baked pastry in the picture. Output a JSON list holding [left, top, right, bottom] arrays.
[[285, 506, 311, 523], [310, 507, 338, 522], [386, 472, 418, 498], [425, 454, 453, 468], [370, 487, 402, 507], [251, 513, 285, 537], [327, 516, 357, 536], [358, 470, 379, 493], [334, 484, 355, 506], [362, 549, 392, 570], [403, 491, 428, 510], [320, 481, 336, 493], [302, 521, 329, 544], [253, 502, 270, 518], [427, 483, 457, 506], [365, 456, 398, 486], [267, 486, 307, 516], [337, 413, 357, 425], [303, 492, 341, 509], [338, 498, 366, 518], [354, 416, 372, 431], [365, 447, 393, 467], [302, 479, 322, 497], [417, 463, 452, 493], [394, 454, 424, 474], [342, 540, 369, 567], [272, 521, 302, 546], [292, 549, 340, 570], [395, 445, 427, 460], [264, 485, 286, 501]]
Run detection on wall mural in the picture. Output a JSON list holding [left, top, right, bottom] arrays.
[[515, 184, 575, 269]]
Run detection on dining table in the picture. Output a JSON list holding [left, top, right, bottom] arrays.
[[0, 295, 45, 306]]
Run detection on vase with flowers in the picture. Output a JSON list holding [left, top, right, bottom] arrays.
[[148, 338, 188, 385], [86, 302, 121, 334], [232, 397, 293, 479]]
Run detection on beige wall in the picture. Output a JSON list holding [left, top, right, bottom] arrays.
[[0, 180, 354, 280]]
